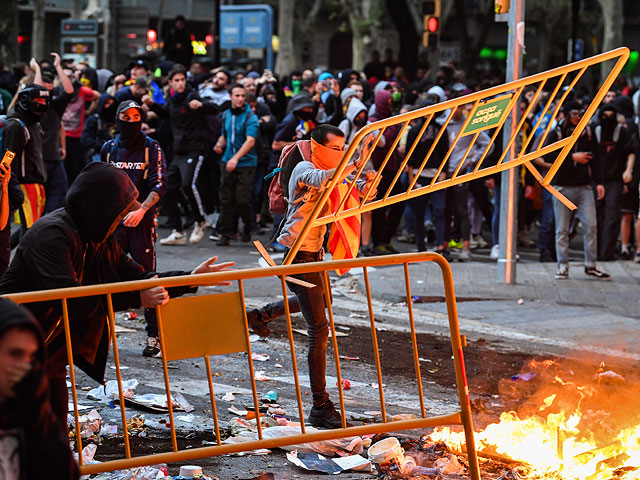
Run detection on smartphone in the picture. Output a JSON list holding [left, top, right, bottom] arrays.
[[0, 150, 15, 167]]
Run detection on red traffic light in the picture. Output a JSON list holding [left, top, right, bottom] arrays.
[[146, 29, 157, 43], [427, 16, 439, 33], [205, 33, 214, 45]]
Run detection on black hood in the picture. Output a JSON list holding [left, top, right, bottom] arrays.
[[287, 94, 315, 115], [97, 92, 116, 123], [612, 95, 634, 119], [66, 162, 138, 243]]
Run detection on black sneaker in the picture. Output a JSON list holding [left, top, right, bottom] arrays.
[[585, 267, 611, 280], [555, 267, 569, 280], [246, 308, 271, 337], [308, 401, 352, 429], [241, 229, 251, 243], [142, 336, 161, 357], [217, 235, 231, 246]]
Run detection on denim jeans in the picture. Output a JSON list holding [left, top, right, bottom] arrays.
[[536, 188, 556, 254], [261, 250, 330, 406], [410, 177, 446, 250], [553, 185, 597, 269]]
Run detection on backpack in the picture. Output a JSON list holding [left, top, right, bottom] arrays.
[[0, 116, 31, 177], [104, 136, 155, 180], [265, 140, 311, 214]]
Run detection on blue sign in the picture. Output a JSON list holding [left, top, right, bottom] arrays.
[[220, 4, 274, 69]]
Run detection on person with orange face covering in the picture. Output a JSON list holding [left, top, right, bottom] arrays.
[[247, 124, 376, 429]]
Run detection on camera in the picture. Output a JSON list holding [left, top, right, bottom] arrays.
[[322, 78, 334, 89]]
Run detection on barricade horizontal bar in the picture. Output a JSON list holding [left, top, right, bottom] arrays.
[[79, 412, 463, 475], [2, 252, 450, 303]]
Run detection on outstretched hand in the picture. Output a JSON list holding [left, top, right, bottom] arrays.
[[192, 256, 235, 286]]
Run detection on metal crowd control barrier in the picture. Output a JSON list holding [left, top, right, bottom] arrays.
[[5, 253, 480, 478], [285, 47, 630, 263]]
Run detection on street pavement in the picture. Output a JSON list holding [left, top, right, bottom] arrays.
[[155, 224, 640, 363]]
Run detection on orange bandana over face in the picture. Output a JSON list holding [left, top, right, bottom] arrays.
[[310, 138, 344, 170]]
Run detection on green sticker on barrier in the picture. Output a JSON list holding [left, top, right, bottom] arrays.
[[462, 93, 514, 135]]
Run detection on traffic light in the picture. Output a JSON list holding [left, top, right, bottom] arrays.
[[422, 0, 440, 49]]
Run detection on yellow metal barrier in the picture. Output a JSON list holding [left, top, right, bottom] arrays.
[[284, 47, 630, 263], [4, 252, 480, 478]]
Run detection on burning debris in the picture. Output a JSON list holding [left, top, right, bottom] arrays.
[[429, 359, 640, 480]]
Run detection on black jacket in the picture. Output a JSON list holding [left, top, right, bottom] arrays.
[[544, 123, 601, 186], [0, 163, 196, 382], [150, 85, 217, 155], [3, 111, 46, 184], [0, 298, 79, 480]]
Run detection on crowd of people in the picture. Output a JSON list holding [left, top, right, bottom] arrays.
[[1, 27, 640, 475]]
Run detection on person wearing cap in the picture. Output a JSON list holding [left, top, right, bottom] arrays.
[[543, 100, 610, 280], [123, 59, 165, 106], [114, 75, 153, 108], [100, 101, 168, 357], [2, 74, 49, 241], [0, 298, 79, 480], [315, 72, 343, 127]]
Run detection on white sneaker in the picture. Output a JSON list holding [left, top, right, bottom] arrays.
[[160, 229, 187, 246], [473, 234, 488, 249], [490, 244, 500, 260], [459, 249, 471, 261], [469, 237, 479, 249], [189, 221, 207, 244]]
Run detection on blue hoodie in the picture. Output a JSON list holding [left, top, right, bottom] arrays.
[[220, 103, 260, 168]]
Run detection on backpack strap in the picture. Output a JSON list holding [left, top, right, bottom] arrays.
[[142, 136, 153, 180], [105, 140, 117, 163]]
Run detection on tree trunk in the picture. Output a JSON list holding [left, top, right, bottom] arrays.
[[70, 0, 83, 19], [31, 0, 46, 62], [596, 0, 623, 82], [275, 0, 295, 76], [340, 0, 385, 71], [0, 0, 19, 67]]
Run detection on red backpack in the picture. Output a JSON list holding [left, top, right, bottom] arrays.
[[266, 140, 311, 214]]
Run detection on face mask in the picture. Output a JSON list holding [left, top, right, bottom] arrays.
[[297, 110, 315, 121], [116, 118, 143, 148], [291, 79, 302, 95], [392, 91, 402, 103], [311, 138, 344, 170], [354, 116, 367, 128]]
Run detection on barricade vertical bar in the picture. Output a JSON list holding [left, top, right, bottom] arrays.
[[106, 295, 131, 458], [238, 279, 263, 440], [362, 267, 387, 422], [435, 256, 480, 480], [62, 298, 83, 465], [204, 355, 222, 445], [280, 275, 306, 433], [155, 306, 178, 452], [321, 270, 347, 428], [402, 263, 427, 418], [408, 108, 456, 192]]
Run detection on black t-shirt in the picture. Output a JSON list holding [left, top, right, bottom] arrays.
[[40, 89, 74, 162]]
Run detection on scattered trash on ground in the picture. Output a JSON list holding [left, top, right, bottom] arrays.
[[254, 371, 272, 381], [88, 464, 168, 480], [222, 392, 235, 402], [293, 328, 348, 338], [339, 356, 360, 361], [87, 379, 138, 402], [510, 371, 535, 381], [337, 379, 351, 390], [260, 390, 278, 403], [252, 353, 270, 362], [286, 450, 371, 474], [125, 392, 194, 413]]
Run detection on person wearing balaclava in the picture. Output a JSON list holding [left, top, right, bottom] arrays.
[[2, 83, 49, 242], [100, 100, 168, 357], [81, 92, 117, 162], [0, 298, 79, 480], [0, 162, 234, 426], [593, 103, 636, 261], [247, 124, 376, 430]]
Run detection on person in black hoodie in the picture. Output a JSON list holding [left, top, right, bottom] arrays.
[[544, 100, 610, 280], [81, 92, 117, 161], [145, 64, 218, 246], [0, 297, 78, 480], [593, 103, 636, 260], [0, 162, 233, 425]]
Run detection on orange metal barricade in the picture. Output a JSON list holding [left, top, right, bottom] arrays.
[[284, 47, 630, 264], [4, 253, 480, 478]]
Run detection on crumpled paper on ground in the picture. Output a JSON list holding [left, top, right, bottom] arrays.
[[260, 426, 363, 456], [87, 379, 138, 402]]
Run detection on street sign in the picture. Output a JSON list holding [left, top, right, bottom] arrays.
[[61, 19, 98, 36], [220, 5, 274, 70], [461, 93, 514, 135]]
